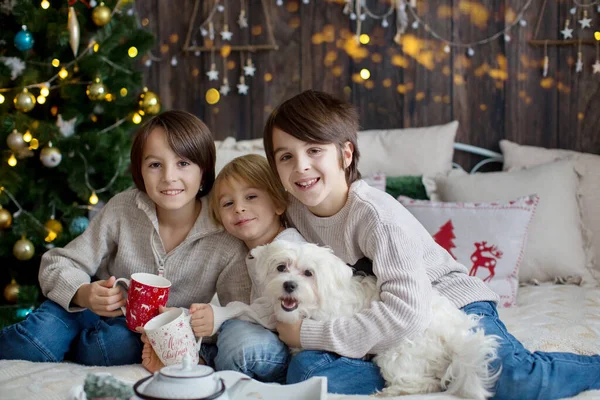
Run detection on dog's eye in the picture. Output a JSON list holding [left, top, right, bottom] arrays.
[[276, 265, 286, 272], [304, 270, 313, 277]]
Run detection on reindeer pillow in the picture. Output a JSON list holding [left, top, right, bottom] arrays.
[[398, 195, 539, 307]]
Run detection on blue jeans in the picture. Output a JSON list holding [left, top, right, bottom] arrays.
[[200, 320, 290, 384], [287, 350, 385, 394], [0, 300, 142, 366], [463, 301, 600, 400]]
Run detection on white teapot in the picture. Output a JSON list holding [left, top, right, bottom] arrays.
[[134, 353, 250, 400]]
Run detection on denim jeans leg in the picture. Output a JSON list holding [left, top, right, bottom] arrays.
[[214, 320, 289, 383], [0, 300, 85, 362], [287, 350, 385, 395], [199, 343, 219, 368], [70, 316, 142, 366], [462, 301, 600, 400]]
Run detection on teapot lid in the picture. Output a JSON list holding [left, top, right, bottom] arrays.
[[160, 353, 215, 379]]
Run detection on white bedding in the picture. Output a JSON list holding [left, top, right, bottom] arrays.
[[1, 284, 599, 400]]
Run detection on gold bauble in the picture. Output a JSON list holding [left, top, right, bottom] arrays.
[[3, 279, 20, 303], [139, 90, 160, 115], [68, 7, 80, 57], [7, 129, 26, 151], [13, 238, 35, 261], [87, 79, 107, 101], [0, 207, 12, 229], [44, 218, 63, 235], [91, 3, 112, 27], [14, 89, 36, 112]]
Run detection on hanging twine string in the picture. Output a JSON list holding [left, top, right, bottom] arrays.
[[401, 0, 534, 49], [572, 0, 600, 7]]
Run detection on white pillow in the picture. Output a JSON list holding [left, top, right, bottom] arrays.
[[357, 121, 458, 176], [399, 195, 538, 307], [423, 160, 596, 284], [500, 140, 600, 281]]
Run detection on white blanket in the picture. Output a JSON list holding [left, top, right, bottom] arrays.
[[1, 284, 599, 399]]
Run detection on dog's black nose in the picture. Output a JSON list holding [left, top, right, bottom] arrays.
[[283, 281, 297, 293]]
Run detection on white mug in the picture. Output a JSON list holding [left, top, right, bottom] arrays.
[[144, 308, 202, 366]]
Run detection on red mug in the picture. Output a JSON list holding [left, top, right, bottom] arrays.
[[113, 273, 171, 331]]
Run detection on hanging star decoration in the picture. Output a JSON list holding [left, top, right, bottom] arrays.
[[220, 78, 231, 95], [560, 25, 573, 39], [593, 60, 600, 75], [221, 25, 233, 41], [576, 56, 584, 73], [578, 15, 592, 29], [243, 60, 256, 76], [237, 77, 249, 95], [238, 10, 248, 28], [207, 64, 219, 81], [56, 114, 77, 138]]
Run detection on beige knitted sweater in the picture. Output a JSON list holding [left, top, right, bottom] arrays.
[[287, 180, 499, 358], [39, 189, 251, 312]]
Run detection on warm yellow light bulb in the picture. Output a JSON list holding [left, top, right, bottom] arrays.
[[595, 31, 600, 41], [205, 88, 220, 105], [360, 69, 371, 80], [23, 131, 32, 142], [93, 43, 100, 52], [41, 0, 50, 9], [58, 68, 68, 79], [37, 95, 46, 104], [120, 88, 128, 97], [29, 138, 39, 150], [0, 94, 4, 104], [128, 47, 139, 58], [52, 59, 60, 67], [359, 34, 370, 45], [132, 113, 142, 124], [8, 154, 17, 167], [104, 93, 114, 102], [40, 85, 50, 97], [89, 192, 99, 205]]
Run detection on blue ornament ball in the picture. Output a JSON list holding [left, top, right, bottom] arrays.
[[70, 216, 89, 235], [14, 27, 34, 51]]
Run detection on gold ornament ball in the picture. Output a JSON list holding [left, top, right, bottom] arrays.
[[0, 208, 12, 229], [92, 3, 112, 26], [7, 130, 26, 151], [87, 81, 107, 101], [44, 218, 63, 235], [14, 89, 36, 112], [4, 280, 20, 303], [139, 91, 161, 115], [13, 238, 35, 261]]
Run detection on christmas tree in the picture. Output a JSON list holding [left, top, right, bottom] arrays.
[[0, 0, 156, 321], [433, 220, 457, 260]]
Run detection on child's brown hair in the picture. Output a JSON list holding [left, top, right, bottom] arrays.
[[209, 154, 287, 226], [263, 90, 361, 184], [130, 110, 216, 199]]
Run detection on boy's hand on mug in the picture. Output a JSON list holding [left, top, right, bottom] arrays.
[[73, 276, 126, 317], [189, 303, 214, 337]]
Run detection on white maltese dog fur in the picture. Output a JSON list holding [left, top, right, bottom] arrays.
[[251, 240, 501, 399]]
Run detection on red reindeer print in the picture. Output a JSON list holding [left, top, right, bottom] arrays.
[[469, 241, 503, 282]]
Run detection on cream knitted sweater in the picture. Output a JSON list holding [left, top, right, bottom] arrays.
[[39, 189, 251, 312], [287, 180, 499, 359]]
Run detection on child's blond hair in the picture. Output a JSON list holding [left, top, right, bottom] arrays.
[[209, 154, 287, 226]]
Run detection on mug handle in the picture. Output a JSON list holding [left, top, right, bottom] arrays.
[[184, 314, 203, 351], [112, 277, 130, 316]]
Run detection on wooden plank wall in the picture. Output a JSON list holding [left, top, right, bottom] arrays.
[[137, 0, 600, 170]]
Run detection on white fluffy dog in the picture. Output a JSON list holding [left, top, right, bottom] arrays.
[[251, 240, 501, 399]]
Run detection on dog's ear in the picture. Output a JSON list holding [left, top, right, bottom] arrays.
[[249, 244, 267, 263]]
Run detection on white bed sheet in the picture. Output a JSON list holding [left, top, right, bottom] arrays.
[[1, 284, 599, 400]]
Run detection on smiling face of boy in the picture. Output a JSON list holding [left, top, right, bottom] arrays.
[[216, 176, 284, 249], [272, 127, 353, 217]]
